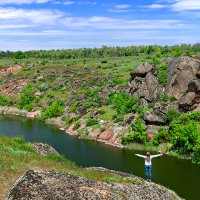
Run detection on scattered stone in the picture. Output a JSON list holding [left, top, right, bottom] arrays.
[[81, 127, 101, 141], [98, 130, 113, 141], [144, 111, 166, 125], [26, 110, 41, 118], [32, 143, 58, 155], [124, 113, 135, 124], [0, 65, 22, 77], [0, 106, 27, 116], [130, 62, 153, 78], [179, 92, 196, 111], [66, 124, 78, 136], [45, 117, 67, 129], [147, 125, 160, 135]]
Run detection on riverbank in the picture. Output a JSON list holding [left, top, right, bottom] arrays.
[[0, 106, 124, 148], [1, 135, 182, 200], [0, 106, 197, 163]]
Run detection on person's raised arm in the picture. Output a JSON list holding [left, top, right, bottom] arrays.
[[151, 154, 163, 159], [135, 154, 146, 158]]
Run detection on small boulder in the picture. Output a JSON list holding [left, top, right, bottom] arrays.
[[130, 62, 153, 78], [32, 143, 58, 155], [98, 130, 113, 141], [188, 79, 200, 92], [144, 111, 166, 125], [26, 110, 41, 118], [66, 124, 78, 136], [179, 92, 196, 110], [147, 125, 160, 135]]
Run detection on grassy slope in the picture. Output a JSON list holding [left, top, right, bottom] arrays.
[[0, 55, 149, 104], [0, 135, 138, 199]]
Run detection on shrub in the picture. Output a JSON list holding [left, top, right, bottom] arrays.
[[18, 84, 36, 111], [156, 63, 168, 86], [173, 48, 183, 57], [106, 92, 140, 114], [0, 94, 13, 106], [152, 127, 171, 146], [121, 119, 147, 145], [170, 121, 199, 153], [193, 143, 200, 164], [165, 109, 180, 123], [40, 101, 64, 121], [112, 114, 124, 122], [151, 57, 160, 65], [86, 119, 98, 127]]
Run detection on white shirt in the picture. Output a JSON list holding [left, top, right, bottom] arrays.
[[135, 154, 162, 166]]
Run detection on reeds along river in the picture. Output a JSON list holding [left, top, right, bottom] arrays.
[[0, 115, 200, 200]]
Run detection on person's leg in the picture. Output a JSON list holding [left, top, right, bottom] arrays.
[[145, 166, 149, 179], [149, 165, 152, 180]]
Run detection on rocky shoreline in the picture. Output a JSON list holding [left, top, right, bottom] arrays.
[[0, 106, 125, 148]]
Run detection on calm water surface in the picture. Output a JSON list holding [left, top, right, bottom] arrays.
[[0, 115, 199, 200]]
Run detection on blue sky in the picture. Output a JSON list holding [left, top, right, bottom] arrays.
[[0, 0, 200, 51]]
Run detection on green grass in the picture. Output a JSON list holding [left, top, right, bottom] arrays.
[[0, 135, 138, 199], [99, 106, 117, 121]]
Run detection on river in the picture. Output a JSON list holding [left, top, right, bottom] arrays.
[[0, 115, 199, 200]]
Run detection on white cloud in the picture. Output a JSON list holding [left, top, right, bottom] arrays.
[[0, 7, 189, 30], [63, 1, 75, 5], [0, 0, 51, 4], [108, 9, 130, 13], [0, 7, 65, 24], [62, 16, 186, 30], [115, 4, 131, 9], [144, 4, 168, 9], [155, 0, 200, 11], [171, 0, 200, 11], [109, 4, 131, 13]]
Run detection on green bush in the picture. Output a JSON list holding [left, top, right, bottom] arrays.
[[86, 119, 98, 127], [170, 120, 199, 153], [165, 109, 180, 123], [0, 94, 13, 106], [40, 101, 64, 121], [156, 63, 168, 86], [193, 143, 200, 164], [151, 57, 160, 65], [112, 114, 124, 122], [152, 127, 171, 146], [18, 84, 36, 111], [173, 48, 183, 57], [121, 119, 147, 145], [106, 92, 140, 115]]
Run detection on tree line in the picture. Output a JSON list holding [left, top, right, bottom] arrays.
[[0, 44, 200, 60]]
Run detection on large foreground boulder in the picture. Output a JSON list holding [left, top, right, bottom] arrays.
[[6, 169, 182, 200]]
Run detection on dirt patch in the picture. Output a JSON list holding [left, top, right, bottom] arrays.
[[0, 65, 22, 77]]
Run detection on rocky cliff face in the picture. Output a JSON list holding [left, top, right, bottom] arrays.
[[129, 56, 200, 128], [129, 56, 200, 113], [6, 169, 182, 200]]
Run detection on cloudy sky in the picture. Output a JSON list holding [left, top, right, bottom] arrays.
[[0, 0, 200, 51]]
